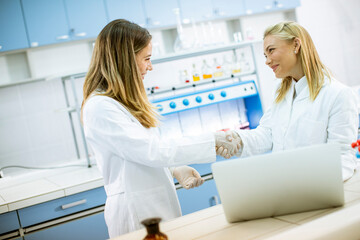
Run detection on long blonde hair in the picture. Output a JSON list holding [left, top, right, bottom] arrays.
[[264, 21, 331, 103], [81, 19, 159, 128]]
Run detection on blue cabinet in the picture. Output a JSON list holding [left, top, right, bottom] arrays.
[[211, 0, 246, 18], [178, 0, 213, 23], [22, 0, 70, 47], [143, 0, 179, 28], [105, 0, 146, 27], [177, 179, 221, 215], [244, 0, 300, 14], [23, 211, 108, 240], [0, 211, 20, 235], [22, 0, 108, 47], [18, 187, 106, 227], [0, 0, 29, 52], [64, 0, 108, 40]]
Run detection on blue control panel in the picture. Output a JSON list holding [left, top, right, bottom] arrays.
[[152, 81, 258, 115]]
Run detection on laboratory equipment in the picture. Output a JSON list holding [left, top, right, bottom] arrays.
[[192, 64, 200, 82], [201, 59, 212, 79]]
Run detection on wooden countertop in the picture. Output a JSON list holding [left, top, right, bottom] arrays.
[[113, 169, 360, 240]]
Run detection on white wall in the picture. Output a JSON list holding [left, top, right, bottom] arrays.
[[296, 0, 360, 86]]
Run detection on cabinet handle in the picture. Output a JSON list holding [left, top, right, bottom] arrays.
[[56, 35, 69, 40], [75, 32, 87, 37], [209, 196, 219, 206], [61, 199, 87, 209]]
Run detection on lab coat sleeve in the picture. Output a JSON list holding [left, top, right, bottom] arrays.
[[235, 106, 273, 157], [327, 87, 359, 181], [83, 97, 216, 168]]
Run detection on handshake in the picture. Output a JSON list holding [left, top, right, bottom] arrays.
[[214, 130, 243, 159]]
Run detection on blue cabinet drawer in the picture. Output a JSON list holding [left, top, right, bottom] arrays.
[[177, 179, 220, 215], [23, 211, 108, 240], [18, 187, 106, 227], [0, 211, 20, 235]]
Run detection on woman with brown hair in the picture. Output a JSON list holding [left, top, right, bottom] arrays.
[[81, 19, 241, 237]]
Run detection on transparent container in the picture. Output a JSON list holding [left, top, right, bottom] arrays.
[[141, 218, 168, 240], [179, 69, 191, 84], [192, 64, 200, 82], [212, 58, 223, 78], [201, 59, 212, 79]]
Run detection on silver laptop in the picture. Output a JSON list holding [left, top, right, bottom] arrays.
[[212, 143, 344, 223]]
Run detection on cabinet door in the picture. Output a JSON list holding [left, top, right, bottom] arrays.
[[177, 179, 221, 215], [244, 0, 299, 14], [23, 211, 108, 240], [178, 0, 213, 23], [64, 0, 108, 40], [211, 0, 246, 19], [22, 0, 70, 47], [0, 0, 29, 52], [143, 0, 179, 28], [0, 211, 20, 235], [105, 0, 146, 27]]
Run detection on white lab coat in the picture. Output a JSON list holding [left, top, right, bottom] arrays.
[[236, 76, 359, 181], [82, 95, 215, 237]]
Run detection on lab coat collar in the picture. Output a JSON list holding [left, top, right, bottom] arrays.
[[293, 76, 309, 101]]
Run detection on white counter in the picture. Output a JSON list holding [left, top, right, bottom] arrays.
[[0, 165, 103, 214]]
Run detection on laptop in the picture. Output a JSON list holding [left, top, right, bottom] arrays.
[[211, 143, 344, 223]]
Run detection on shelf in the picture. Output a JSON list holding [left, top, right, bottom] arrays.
[[148, 70, 256, 96], [151, 40, 262, 64]]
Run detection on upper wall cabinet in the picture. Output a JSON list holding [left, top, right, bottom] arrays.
[[22, 0, 108, 47], [211, 0, 246, 19], [143, 0, 179, 28], [0, 0, 29, 52], [64, 0, 108, 41], [178, 0, 245, 24], [243, 0, 300, 15], [22, 0, 70, 47], [105, 0, 146, 27], [178, 0, 213, 23]]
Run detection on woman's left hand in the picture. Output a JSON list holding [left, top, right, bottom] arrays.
[[172, 166, 204, 189]]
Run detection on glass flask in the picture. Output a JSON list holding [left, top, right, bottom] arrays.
[[141, 218, 168, 240], [192, 64, 200, 81], [201, 59, 212, 79]]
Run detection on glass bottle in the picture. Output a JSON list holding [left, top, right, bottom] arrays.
[[141, 218, 168, 240], [212, 58, 223, 78], [201, 59, 212, 80], [222, 55, 232, 77], [231, 53, 241, 74], [192, 64, 200, 82], [179, 69, 190, 84], [173, 8, 192, 52]]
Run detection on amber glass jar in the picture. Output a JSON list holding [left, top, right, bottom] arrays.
[[141, 217, 168, 240]]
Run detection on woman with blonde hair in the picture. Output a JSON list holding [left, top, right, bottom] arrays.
[[229, 21, 358, 181], [81, 19, 240, 237]]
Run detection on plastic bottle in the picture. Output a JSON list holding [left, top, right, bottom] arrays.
[[192, 64, 200, 82], [141, 218, 168, 240], [201, 60, 212, 79], [212, 58, 223, 78]]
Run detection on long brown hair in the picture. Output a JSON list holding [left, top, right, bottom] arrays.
[[264, 21, 331, 103], [81, 19, 159, 128]]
